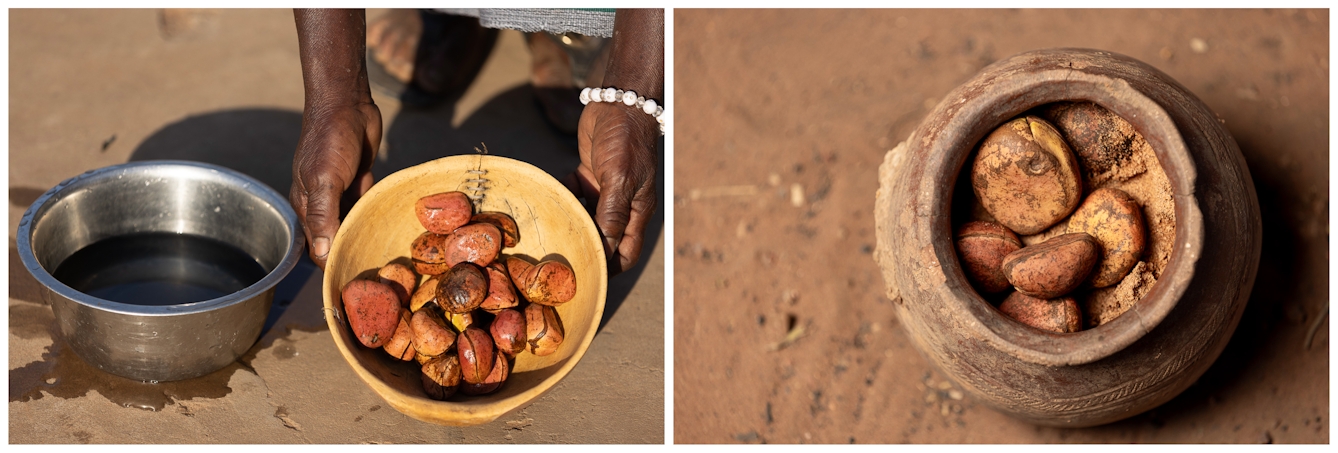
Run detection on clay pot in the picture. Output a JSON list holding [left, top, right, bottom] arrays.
[[874, 48, 1261, 427]]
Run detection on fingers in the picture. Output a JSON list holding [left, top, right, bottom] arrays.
[[614, 178, 658, 273], [295, 171, 347, 270]]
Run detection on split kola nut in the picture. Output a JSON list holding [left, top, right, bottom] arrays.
[[959, 115, 1147, 334]]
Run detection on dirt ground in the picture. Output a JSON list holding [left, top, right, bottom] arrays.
[[673, 9, 1328, 443], [8, 9, 663, 443]]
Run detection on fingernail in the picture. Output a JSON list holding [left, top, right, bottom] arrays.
[[313, 237, 331, 259]]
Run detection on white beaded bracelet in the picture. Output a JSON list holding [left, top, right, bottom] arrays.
[[579, 87, 666, 136]]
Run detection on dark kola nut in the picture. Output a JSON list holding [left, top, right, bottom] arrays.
[[471, 211, 520, 248], [443, 223, 503, 267], [437, 262, 488, 313], [341, 279, 401, 348], [479, 261, 518, 313], [1041, 102, 1142, 176], [460, 353, 510, 396], [955, 221, 1023, 293], [376, 262, 418, 306], [490, 308, 527, 357], [1002, 232, 1100, 299], [410, 308, 457, 357], [971, 115, 1083, 235], [410, 231, 450, 264], [409, 274, 442, 312], [525, 303, 565, 356], [521, 260, 578, 306], [382, 308, 416, 361], [416, 191, 474, 235], [421, 354, 462, 400], [998, 292, 1082, 334], [1067, 188, 1146, 288], [458, 326, 496, 385]]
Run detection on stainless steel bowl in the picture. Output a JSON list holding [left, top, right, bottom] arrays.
[[16, 160, 303, 382]]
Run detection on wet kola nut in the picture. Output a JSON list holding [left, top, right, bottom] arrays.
[[416, 191, 473, 235], [489, 308, 527, 357], [525, 303, 566, 356], [998, 292, 1082, 333], [1067, 188, 1147, 288], [955, 221, 1023, 293], [437, 262, 488, 313], [443, 223, 503, 267], [479, 261, 518, 313], [409, 274, 442, 312], [1002, 232, 1100, 299], [520, 260, 578, 306], [460, 353, 510, 396], [971, 116, 1083, 235], [410, 308, 457, 357], [382, 308, 416, 361], [471, 211, 520, 248], [458, 326, 496, 385], [376, 262, 418, 306], [341, 279, 401, 348], [421, 354, 462, 400]]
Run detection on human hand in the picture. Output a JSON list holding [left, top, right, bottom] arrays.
[[289, 102, 382, 269], [566, 101, 659, 275]]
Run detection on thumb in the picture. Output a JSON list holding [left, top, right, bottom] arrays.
[[297, 176, 348, 270]]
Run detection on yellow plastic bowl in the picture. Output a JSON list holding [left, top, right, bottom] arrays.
[[322, 155, 607, 426]]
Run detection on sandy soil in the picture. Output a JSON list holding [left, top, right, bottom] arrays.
[[673, 9, 1327, 443], [8, 9, 663, 443]]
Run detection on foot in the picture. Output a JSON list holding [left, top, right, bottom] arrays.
[[366, 9, 422, 84], [528, 32, 610, 135]]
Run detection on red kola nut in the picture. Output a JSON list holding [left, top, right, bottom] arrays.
[[376, 262, 418, 306], [521, 260, 578, 306], [955, 221, 1023, 294], [479, 261, 518, 313], [506, 255, 535, 289], [410, 308, 457, 357], [490, 308, 527, 357], [409, 274, 442, 312], [460, 353, 510, 395], [382, 308, 416, 361], [416, 191, 473, 235], [341, 279, 401, 348], [458, 327, 496, 384], [998, 292, 1083, 333], [443, 223, 503, 267], [1002, 232, 1100, 299], [471, 211, 520, 248]]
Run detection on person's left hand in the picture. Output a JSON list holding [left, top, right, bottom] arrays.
[[564, 101, 659, 275]]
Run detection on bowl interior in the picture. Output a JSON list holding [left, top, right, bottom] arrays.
[[323, 154, 607, 426]]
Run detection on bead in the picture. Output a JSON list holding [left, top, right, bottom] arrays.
[[579, 88, 591, 105], [654, 106, 664, 118], [622, 90, 637, 105], [588, 87, 601, 102], [635, 97, 645, 108], [602, 88, 616, 102], [642, 99, 658, 115]]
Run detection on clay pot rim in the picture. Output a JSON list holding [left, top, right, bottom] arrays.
[[926, 49, 1206, 366]]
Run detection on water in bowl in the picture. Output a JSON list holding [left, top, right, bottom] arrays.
[[51, 232, 268, 305]]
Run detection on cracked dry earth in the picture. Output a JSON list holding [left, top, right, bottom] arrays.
[[9, 9, 663, 443], [674, 9, 1327, 443]]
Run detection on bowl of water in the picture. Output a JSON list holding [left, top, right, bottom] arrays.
[[16, 160, 303, 382]]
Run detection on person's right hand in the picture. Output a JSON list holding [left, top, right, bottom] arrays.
[[289, 101, 382, 269]]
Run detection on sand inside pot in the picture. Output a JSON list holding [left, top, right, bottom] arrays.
[[959, 101, 1177, 328]]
